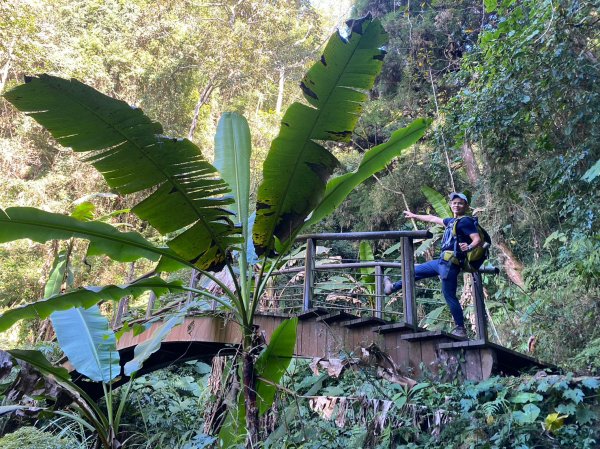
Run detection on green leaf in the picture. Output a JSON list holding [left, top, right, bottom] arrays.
[[6, 349, 108, 430], [484, 0, 497, 12], [7, 349, 71, 382], [557, 402, 577, 415], [214, 112, 251, 230], [3, 75, 240, 271], [51, 305, 120, 383], [581, 378, 600, 390], [512, 403, 541, 425], [256, 317, 298, 415], [218, 393, 246, 448], [44, 252, 68, 298], [132, 323, 148, 336], [582, 159, 600, 183], [0, 207, 160, 263], [421, 186, 452, 218], [71, 202, 96, 221], [304, 118, 431, 228], [419, 305, 446, 328], [253, 15, 388, 254], [123, 306, 188, 376], [510, 392, 543, 403], [576, 404, 596, 425], [563, 388, 584, 404], [0, 277, 182, 332], [358, 241, 375, 291]]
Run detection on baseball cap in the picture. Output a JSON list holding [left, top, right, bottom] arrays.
[[448, 192, 468, 203]]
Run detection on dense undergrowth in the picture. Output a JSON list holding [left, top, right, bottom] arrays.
[[2, 359, 598, 448]]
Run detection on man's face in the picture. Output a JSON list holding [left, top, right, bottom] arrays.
[[450, 199, 468, 215]]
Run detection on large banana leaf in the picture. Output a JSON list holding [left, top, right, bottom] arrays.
[[7, 349, 107, 429], [7, 349, 72, 382], [214, 113, 253, 308], [0, 277, 182, 332], [253, 15, 388, 255], [123, 304, 189, 376], [3, 75, 240, 271], [214, 112, 251, 230], [421, 186, 452, 218], [0, 207, 160, 263], [255, 317, 298, 415], [304, 118, 431, 228], [51, 305, 120, 383]]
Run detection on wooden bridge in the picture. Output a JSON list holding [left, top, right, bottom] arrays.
[[107, 230, 547, 387]]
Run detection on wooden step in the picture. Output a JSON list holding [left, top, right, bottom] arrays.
[[341, 316, 388, 329], [316, 311, 359, 324], [374, 322, 422, 334], [439, 341, 555, 375], [297, 307, 329, 320], [401, 330, 466, 342]]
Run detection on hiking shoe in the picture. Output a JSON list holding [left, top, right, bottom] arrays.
[[383, 276, 394, 295], [451, 326, 467, 338]]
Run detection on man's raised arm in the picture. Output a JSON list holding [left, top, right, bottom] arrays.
[[403, 210, 444, 226]]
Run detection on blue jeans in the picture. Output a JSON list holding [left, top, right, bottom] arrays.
[[391, 258, 464, 327]]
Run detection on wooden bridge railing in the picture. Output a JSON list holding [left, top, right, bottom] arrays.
[[279, 230, 498, 344], [133, 230, 498, 344]]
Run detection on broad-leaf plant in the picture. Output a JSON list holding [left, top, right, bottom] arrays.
[[0, 15, 429, 446]]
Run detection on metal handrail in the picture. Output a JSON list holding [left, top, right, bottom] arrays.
[[297, 230, 432, 241]]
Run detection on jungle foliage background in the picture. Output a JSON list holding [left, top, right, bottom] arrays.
[[0, 0, 599, 447]]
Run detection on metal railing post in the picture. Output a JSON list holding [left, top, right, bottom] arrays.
[[374, 265, 384, 319], [303, 238, 316, 312], [472, 271, 488, 342], [401, 237, 417, 329]]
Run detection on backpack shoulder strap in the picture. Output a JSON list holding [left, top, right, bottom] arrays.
[[451, 216, 465, 236]]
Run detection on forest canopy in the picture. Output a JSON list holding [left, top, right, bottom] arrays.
[[0, 0, 599, 447]]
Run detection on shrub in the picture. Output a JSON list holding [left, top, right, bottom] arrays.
[[0, 426, 79, 449]]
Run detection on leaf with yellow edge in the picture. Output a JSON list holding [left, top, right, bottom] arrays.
[[544, 413, 568, 433]]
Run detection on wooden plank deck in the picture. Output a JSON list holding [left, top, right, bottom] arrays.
[[114, 313, 550, 383]]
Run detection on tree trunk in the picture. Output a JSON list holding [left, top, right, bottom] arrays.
[[0, 37, 16, 94], [187, 82, 215, 140], [275, 67, 285, 114], [145, 290, 157, 319], [496, 241, 525, 288], [462, 140, 480, 184], [460, 273, 477, 330], [113, 262, 135, 326]]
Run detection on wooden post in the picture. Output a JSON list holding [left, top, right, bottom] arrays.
[[471, 271, 488, 342], [401, 237, 417, 329], [303, 238, 316, 312], [374, 265, 384, 319]]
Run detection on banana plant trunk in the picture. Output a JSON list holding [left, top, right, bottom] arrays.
[[242, 328, 260, 448]]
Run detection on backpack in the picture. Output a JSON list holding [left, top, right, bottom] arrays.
[[442, 216, 491, 273]]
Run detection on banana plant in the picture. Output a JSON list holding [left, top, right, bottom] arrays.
[[1, 15, 430, 446], [1, 247, 190, 449]]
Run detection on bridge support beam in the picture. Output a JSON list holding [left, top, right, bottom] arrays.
[[303, 238, 316, 311], [401, 237, 417, 329], [472, 272, 488, 343], [375, 265, 384, 319]]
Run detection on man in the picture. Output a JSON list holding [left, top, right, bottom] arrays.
[[384, 192, 482, 338]]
